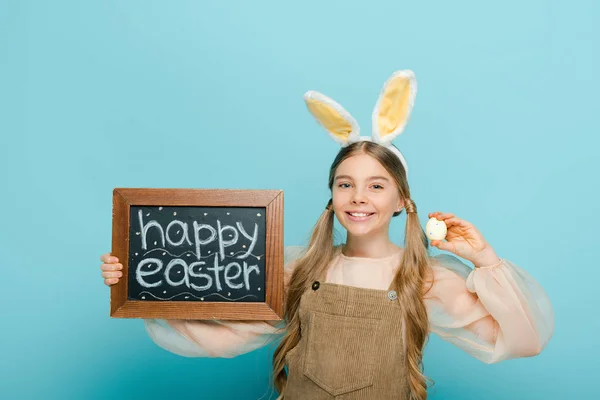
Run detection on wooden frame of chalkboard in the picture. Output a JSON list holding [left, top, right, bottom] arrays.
[[110, 188, 284, 321]]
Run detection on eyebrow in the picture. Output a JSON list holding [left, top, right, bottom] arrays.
[[334, 175, 390, 182]]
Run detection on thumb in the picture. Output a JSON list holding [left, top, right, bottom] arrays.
[[431, 240, 454, 252]]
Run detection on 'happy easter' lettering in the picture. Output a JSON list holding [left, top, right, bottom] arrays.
[[135, 254, 260, 292], [134, 210, 261, 295]]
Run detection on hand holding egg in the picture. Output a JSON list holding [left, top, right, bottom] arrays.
[[426, 212, 498, 266]]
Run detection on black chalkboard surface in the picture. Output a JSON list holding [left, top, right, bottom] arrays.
[[111, 188, 284, 320], [128, 205, 266, 303]]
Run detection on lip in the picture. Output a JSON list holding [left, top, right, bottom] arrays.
[[345, 211, 375, 222]]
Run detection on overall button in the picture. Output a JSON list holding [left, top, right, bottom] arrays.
[[387, 290, 398, 301], [312, 281, 320, 290]]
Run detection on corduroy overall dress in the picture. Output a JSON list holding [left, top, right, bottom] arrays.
[[283, 273, 410, 399]]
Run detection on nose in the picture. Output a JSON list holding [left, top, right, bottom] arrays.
[[351, 189, 368, 205]]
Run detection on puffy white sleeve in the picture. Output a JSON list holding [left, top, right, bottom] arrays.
[[424, 254, 554, 364], [143, 245, 305, 358]]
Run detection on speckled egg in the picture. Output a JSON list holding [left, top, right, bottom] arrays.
[[426, 217, 447, 241]]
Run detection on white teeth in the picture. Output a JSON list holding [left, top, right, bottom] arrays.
[[349, 213, 371, 217]]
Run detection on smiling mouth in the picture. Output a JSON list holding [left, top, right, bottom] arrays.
[[345, 212, 375, 221]]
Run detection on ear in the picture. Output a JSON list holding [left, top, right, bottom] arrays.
[[371, 70, 417, 146], [397, 199, 405, 212], [304, 91, 360, 146]]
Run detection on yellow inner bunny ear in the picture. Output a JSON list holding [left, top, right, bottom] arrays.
[[375, 73, 414, 140], [305, 98, 354, 141]]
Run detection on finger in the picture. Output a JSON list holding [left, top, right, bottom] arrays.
[[435, 212, 455, 221], [428, 212, 446, 220], [447, 217, 476, 229], [100, 263, 122, 272], [102, 271, 123, 279], [443, 217, 465, 228], [100, 253, 119, 263], [104, 278, 119, 286]]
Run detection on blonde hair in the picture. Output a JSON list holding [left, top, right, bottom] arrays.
[[272, 141, 432, 399]]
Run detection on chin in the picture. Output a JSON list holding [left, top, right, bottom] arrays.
[[345, 228, 377, 238]]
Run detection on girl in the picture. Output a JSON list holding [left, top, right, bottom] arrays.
[[99, 70, 554, 399]]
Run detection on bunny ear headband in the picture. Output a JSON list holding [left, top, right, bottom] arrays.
[[303, 70, 417, 175]]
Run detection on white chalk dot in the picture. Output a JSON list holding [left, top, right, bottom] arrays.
[[162, 252, 166, 255], [154, 241, 157, 245], [187, 254, 191, 257], [229, 234, 233, 237], [159, 207, 163, 210], [230, 252, 234, 255], [204, 213, 207, 216], [201, 297, 204, 301], [208, 250, 211, 254], [257, 213, 261, 217], [177, 270, 181, 274], [141, 296, 145, 299], [135, 252, 138, 256], [146, 213, 150, 216], [163, 290, 167, 294], [136, 232, 140, 235], [257, 256, 261, 260], [177, 230, 181, 234], [258, 287, 261, 291], [242, 245, 246, 248], [228, 292, 231, 296], [173, 212, 177, 216], [185, 296, 189, 299], [227, 212, 230, 215]]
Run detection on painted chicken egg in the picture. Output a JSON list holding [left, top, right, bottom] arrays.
[[425, 217, 447, 241]]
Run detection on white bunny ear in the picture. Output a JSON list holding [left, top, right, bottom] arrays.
[[371, 70, 417, 145], [304, 91, 360, 146]]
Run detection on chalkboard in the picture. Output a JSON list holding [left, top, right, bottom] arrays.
[[111, 188, 284, 320], [128, 205, 266, 302]]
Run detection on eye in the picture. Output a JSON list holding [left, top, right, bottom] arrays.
[[338, 183, 351, 188], [371, 184, 384, 189]]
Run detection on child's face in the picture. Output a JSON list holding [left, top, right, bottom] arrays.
[[332, 153, 402, 239]]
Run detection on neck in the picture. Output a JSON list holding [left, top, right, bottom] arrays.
[[343, 233, 400, 258]]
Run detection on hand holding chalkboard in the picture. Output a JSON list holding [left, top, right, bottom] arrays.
[[100, 253, 122, 286], [110, 188, 284, 321]]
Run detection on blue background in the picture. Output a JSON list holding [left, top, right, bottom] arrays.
[[1, 1, 597, 399]]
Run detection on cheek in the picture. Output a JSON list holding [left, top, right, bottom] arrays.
[[331, 191, 347, 209], [377, 194, 400, 213]]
